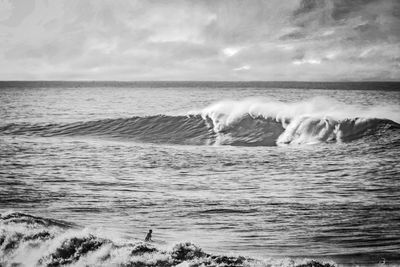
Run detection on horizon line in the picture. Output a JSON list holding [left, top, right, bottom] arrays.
[[1, 80, 400, 83]]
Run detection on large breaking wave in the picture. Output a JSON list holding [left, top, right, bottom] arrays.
[[1, 97, 399, 146], [0, 212, 336, 267]]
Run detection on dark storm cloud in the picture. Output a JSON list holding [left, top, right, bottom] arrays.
[[293, 0, 379, 21], [279, 30, 307, 41], [293, 0, 321, 17], [291, 0, 400, 42]]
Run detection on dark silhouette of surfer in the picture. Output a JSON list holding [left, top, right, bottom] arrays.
[[145, 229, 152, 242]]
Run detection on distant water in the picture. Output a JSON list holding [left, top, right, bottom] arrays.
[[1, 81, 399, 267]]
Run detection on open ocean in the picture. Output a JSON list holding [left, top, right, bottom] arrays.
[[0, 81, 399, 267]]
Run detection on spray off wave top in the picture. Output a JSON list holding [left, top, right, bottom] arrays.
[[1, 97, 399, 146]]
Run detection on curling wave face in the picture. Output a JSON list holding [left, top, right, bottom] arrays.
[[0, 98, 399, 146], [0, 212, 336, 267]]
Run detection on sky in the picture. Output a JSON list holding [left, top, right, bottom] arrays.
[[0, 0, 399, 81]]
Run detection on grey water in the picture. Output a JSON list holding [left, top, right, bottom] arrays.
[[1, 82, 400, 266]]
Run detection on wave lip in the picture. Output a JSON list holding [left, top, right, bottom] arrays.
[[1, 212, 337, 267], [1, 98, 399, 146]]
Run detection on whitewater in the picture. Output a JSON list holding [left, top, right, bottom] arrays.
[[1, 82, 399, 266], [2, 97, 399, 146]]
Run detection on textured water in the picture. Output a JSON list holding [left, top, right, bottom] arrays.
[[1, 82, 400, 266]]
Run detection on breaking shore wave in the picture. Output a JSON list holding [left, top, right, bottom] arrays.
[[0, 212, 337, 267], [1, 98, 399, 146]]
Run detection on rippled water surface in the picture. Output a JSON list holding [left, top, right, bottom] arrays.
[[1, 82, 400, 266]]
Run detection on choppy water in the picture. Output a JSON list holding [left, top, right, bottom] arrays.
[[1, 82, 400, 267]]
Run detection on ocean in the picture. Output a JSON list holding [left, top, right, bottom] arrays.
[[0, 81, 399, 267]]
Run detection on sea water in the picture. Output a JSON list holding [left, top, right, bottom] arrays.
[[0, 82, 399, 266]]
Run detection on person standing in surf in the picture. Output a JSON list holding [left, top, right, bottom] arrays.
[[145, 229, 152, 242]]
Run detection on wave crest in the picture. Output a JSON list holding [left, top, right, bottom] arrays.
[[1, 98, 399, 146]]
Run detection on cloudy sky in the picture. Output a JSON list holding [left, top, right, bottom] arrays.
[[0, 0, 399, 81]]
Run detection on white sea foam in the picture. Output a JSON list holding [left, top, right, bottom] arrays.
[[191, 97, 400, 145], [196, 97, 400, 125], [0, 212, 339, 267]]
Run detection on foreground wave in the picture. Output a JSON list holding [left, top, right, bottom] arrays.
[[1, 98, 399, 146], [0, 212, 336, 267]]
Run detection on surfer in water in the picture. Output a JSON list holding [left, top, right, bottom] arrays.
[[145, 229, 152, 242]]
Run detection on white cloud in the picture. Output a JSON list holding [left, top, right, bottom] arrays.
[[321, 29, 335, 36], [222, 47, 242, 57], [325, 51, 338, 60], [293, 58, 322, 65], [233, 65, 251, 71], [276, 44, 294, 51], [360, 47, 374, 58]]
